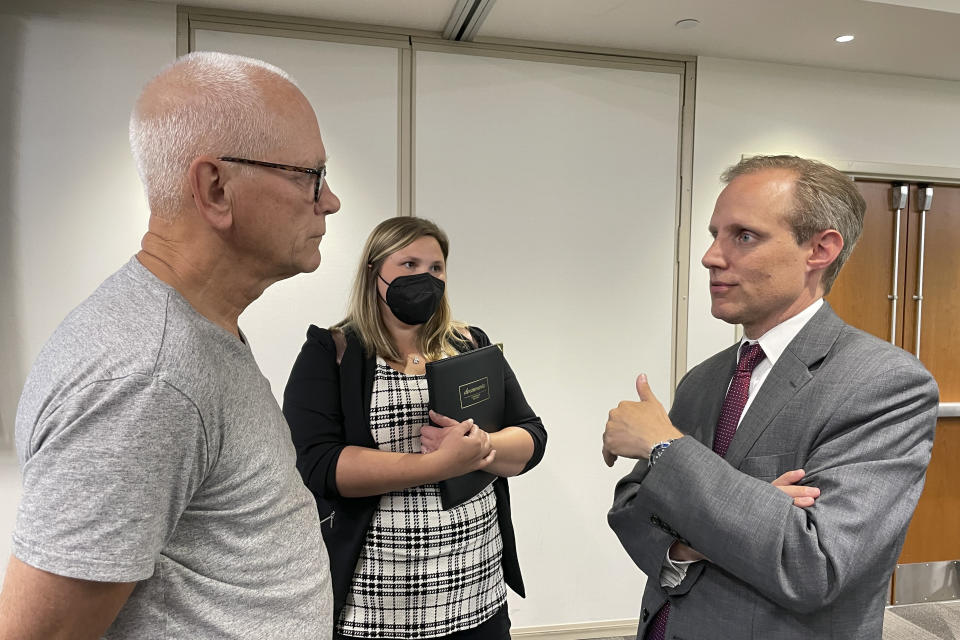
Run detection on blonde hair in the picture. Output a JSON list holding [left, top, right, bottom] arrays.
[[129, 51, 300, 220], [335, 217, 469, 362]]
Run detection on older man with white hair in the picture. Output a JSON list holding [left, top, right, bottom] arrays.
[[0, 52, 340, 639]]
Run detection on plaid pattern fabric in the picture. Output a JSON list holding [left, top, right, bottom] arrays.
[[338, 360, 506, 639]]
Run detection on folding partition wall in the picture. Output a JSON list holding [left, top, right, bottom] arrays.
[[414, 45, 681, 622], [186, 9, 692, 628]]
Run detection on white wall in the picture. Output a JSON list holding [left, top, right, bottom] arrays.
[[415, 50, 680, 626], [0, 452, 20, 580], [687, 56, 960, 370]]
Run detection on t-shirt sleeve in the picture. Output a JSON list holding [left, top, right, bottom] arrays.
[[13, 374, 208, 582]]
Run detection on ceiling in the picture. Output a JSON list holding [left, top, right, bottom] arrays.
[[157, 0, 960, 82]]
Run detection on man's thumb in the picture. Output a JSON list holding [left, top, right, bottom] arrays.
[[636, 373, 656, 402]]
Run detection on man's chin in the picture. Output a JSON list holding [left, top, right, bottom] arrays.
[[710, 304, 741, 326], [273, 256, 321, 282], [299, 258, 321, 274], [296, 250, 323, 274]]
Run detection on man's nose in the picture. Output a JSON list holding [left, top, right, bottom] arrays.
[[316, 182, 341, 216], [701, 239, 725, 270]]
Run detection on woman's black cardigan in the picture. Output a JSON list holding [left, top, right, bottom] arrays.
[[282, 325, 548, 619]]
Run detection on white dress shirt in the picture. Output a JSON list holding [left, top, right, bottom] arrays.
[[659, 298, 824, 588]]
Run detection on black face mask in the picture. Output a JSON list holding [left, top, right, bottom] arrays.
[[379, 272, 445, 326]]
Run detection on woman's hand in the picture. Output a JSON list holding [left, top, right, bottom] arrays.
[[422, 410, 466, 454], [419, 424, 448, 454], [427, 410, 495, 477]]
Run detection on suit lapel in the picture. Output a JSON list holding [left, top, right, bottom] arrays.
[[681, 343, 739, 445], [723, 354, 811, 467], [723, 302, 845, 467]]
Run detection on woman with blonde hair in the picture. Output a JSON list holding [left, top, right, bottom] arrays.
[[284, 216, 546, 640]]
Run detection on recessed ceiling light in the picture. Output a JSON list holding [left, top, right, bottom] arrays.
[[675, 18, 700, 29], [835, 34, 855, 43]]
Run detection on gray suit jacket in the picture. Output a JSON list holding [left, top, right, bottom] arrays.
[[608, 302, 938, 639]]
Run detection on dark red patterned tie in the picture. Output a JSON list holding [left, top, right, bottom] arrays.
[[646, 342, 766, 640], [712, 342, 766, 457], [646, 601, 671, 640]]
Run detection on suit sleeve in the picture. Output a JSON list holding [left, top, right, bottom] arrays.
[[607, 369, 704, 589], [283, 325, 347, 500], [609, 361, 938, 613], [469, 326, 547, 474]]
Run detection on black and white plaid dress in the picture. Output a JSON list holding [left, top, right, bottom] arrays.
[[338, 358, 506, 639]]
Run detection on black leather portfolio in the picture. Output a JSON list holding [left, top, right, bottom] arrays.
[[426, 344, 505, 509]]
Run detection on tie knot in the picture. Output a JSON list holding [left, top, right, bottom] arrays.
[[737, 342, 766, 373]]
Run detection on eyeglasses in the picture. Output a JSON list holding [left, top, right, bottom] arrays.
[[218, 156, 327, 203]]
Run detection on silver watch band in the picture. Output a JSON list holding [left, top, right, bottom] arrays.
[[648, 439, 676, 468]]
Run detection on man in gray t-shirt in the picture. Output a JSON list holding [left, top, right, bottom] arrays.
[[0, 52, 341, 639], [16, 258, 331, 638]]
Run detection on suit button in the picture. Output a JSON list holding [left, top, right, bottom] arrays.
[[650, 515, 661, 525], [641, 608, 649, 622]]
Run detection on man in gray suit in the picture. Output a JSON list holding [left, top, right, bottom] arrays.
[[603, 155, 938, 639]]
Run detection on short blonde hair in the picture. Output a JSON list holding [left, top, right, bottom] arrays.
[[129, 51, 300, 219], [335, 217, 468, 362]]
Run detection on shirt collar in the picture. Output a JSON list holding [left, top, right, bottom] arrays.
[[741, 298, 823, 366]]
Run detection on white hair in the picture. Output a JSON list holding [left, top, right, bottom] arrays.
[[129, 51, 302, 219]]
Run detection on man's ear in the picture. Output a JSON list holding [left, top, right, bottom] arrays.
[[188, 156, 234, 231], [807, 229, 844, 273]]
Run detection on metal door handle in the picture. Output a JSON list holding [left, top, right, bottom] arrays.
[[938, 403, 960, 418], [888, 185, 908, 344], [913, 186, 933, 358]]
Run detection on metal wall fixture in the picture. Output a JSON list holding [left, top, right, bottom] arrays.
[[913, 185, 933, 358], [883, 183, 955, 419], [887, 184, 908, 344], [893, 559, 960, 605], [442, 0, 497, 41], [939, 402, 960, 417]]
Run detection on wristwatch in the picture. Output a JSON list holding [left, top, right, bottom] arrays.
[[648, 439, 676, 468]]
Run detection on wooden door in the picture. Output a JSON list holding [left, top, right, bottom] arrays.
[[828, 181, 908, 343], [898, 184, 960, 563], [829, 181, 960, 567]]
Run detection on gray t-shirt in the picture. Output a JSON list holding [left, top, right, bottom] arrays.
[[13, 257, 332, 638]]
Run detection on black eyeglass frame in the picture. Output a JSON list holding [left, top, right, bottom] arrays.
[[218, 156, 326, 203]]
